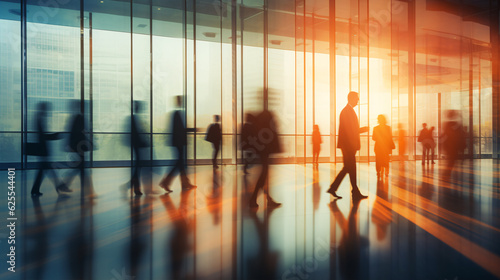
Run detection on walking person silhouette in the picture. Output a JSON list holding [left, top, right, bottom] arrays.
[[326, 91, 369, 200], [159, 96, 196, 193]]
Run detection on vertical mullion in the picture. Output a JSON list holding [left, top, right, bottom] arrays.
[[330, 0, 336, 162], [294, 0, 297, 163], [367, 0, 370, 162], [264, 0, 268, 110], [150, 0, 153, 166], [130, 0, 134, 173], [312, 11, 315, 128], [303, 0, 306, 162], [479, 55, 481, 157], [183, 0, 187, 149], [81, 0, 86, 198], [231, 0, 237, 165], [469, 42, 474, 158], [194, 0, 197, 165], [240, 1, 244, 166], [21, 0, 27, 168], [220, 0, 223, 165], [90, 13, 94, 166]]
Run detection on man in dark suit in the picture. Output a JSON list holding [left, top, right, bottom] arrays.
[[159, 96, 196, 193], [205, 115, 222, 169], [61, 100, 95, 197], [327, 91, 369, 200]]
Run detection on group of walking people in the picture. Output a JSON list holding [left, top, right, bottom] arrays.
[[29, 91, 467, 207]]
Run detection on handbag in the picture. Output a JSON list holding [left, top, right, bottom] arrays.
[[25, 142, 47, 156]]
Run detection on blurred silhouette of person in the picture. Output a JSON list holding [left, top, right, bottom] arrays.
[[61, 100, 95, 197], [371, 179, 392, 242], [426, 126, 436, 164], [205, 114, 222, 169], [67, 196, 94, 280], [248, 109, 281, 208], [441, 110, 465, 178], [372, 115, 395, 178], [327, 91, 369, 200], [161, 189, 193, 280], [130, 195, 153, 278], [159, 96, 196, 193], [30, 102, 65, 196], [418, 123, 431, 165], [397, 123, 406, 161], [241, 113, 257, 174], [26, 197, 48, 279], [420, 163, 435, 200], [247, 205, 280, 279], [329, 198, 366, 280], [129, 101, 151, 196], [312, 167, 321, 212], [207, 169, 222, 225], [312, 124, 322, 167]]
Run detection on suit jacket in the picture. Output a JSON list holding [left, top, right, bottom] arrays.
[[205, 123, 222, 145], [170, 110, 187, 147], [68, 113, 93, 152], [35, 114, 59, 156], [131, 114, 148, 149], [337, 105, 360, 153]]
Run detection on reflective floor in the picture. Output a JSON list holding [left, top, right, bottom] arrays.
[[1, 160, 500, 280]]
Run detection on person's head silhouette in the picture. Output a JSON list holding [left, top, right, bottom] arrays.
[[37, 102, 50, 117], [174, 95, 183, 108], [347, 91, 359, 107], [377, 114, 387, 125], [134, 100, 144, 114]]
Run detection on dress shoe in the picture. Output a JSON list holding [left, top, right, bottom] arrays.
[[326, 189, 342, 199], [249, 200, 259, 208], [352, 190, 368, 200], [182, 183, 197, 191], [134, 190, 143, 196], [57, 184, 73, 194], [267, 199, 282, 208]]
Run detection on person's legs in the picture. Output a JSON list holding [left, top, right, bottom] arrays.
[[328, 149, 350, 197], [375, 153, 381, 177], [132, 147, 142, 194], [160, 146, 182, 191], [59, 152, 83, 192], [422, 145, 426, 165], [212, 143, 220, 168], [313, 147, 320, 165], [382, 153, 390, 176], [178, 146, 195, 188], [343, 150, 360, 193], [31, 165, 45, 195], [250, 156, 268, 206]]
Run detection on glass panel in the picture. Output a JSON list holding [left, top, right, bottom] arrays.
[[0, 1, 21, 132], [93, 134, 131, 161], [0, 133, 21, 163]]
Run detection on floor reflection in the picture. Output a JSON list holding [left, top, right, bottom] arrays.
[[2, 160, 500, 280]]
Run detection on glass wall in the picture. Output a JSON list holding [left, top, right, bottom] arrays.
[[0, 0, 497, 168]]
